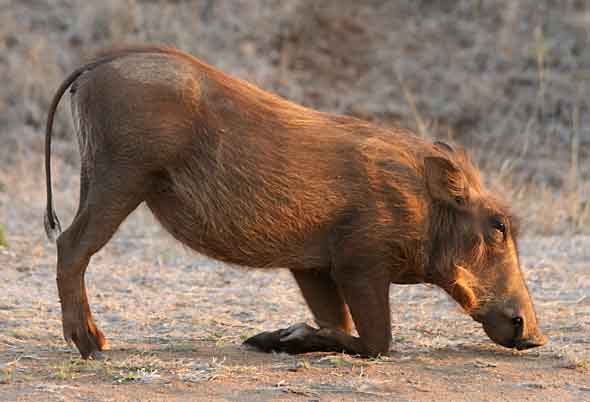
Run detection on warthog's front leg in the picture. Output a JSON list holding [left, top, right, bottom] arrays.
[[244, 263, 392, 357]]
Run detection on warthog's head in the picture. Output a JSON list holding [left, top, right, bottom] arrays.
[[425, 142, 547, 350]]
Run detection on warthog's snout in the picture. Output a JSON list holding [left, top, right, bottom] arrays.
[[478, 308, 548, 351]]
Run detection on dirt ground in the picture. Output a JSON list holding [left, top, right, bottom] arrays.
[[0, 215, 589, 401], [1, 1, 589, 401]]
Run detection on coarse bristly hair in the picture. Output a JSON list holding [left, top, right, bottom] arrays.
[[50, 46, 523, 316], [422, 145, 523, 314]]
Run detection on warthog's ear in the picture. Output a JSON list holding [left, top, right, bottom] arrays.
[[433, 140, 454, 154], [424, 156, 467, 205]]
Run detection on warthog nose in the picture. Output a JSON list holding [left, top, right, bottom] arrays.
[[515, 333, 548, 350]]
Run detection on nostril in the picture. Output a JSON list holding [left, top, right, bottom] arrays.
[[512, 316, 523, 328], [512, 316, 524, 340]]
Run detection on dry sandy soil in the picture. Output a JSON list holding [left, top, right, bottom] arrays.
[[0, 1, 589, 401], [0, 211, 589, 401]]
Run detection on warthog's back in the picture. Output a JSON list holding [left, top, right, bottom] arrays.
[[69, 50, 431, 270], [70, 53, 354, 268]]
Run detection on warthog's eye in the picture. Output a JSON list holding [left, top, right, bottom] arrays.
[[454, 196, 466, 206], [490, 216, 506, 237]]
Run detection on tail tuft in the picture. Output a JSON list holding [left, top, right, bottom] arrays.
[[44, 212, 62, 242]]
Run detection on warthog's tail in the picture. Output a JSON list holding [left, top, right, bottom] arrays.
[[44, 64, 89, 241], [45, 46, 178, 241]]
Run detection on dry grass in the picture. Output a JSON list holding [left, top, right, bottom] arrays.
[[0, 232, 588, 400], [0, 224, 7, 248], [1, 0, 588, 236]]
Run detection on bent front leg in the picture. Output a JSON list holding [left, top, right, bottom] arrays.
[[292, 269, 353, 333], [244, 264, 392, 357], [331, 263, 392, 356], [244, 269, 353, 353]]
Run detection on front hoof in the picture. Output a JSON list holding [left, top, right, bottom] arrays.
[[243, 328, 285, 352], [279, 323, 318, 343], [243, 323, 319, 354]]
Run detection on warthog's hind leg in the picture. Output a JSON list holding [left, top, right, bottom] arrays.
[[56, 169, 146, 359]]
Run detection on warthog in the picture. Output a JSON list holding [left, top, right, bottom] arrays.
[[44, 46, 547, 359]]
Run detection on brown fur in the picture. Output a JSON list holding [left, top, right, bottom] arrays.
[[44, 46, 546, 358]]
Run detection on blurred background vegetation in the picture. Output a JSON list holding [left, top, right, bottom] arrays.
[[0, 0, 588, 237]]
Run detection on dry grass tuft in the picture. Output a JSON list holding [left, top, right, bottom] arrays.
[[0, 224, 7, 248], [560, 353, 590, 372]]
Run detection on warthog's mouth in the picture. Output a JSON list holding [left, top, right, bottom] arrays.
[[513, 335, 548, 350], [487, 333, 548, 351]]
